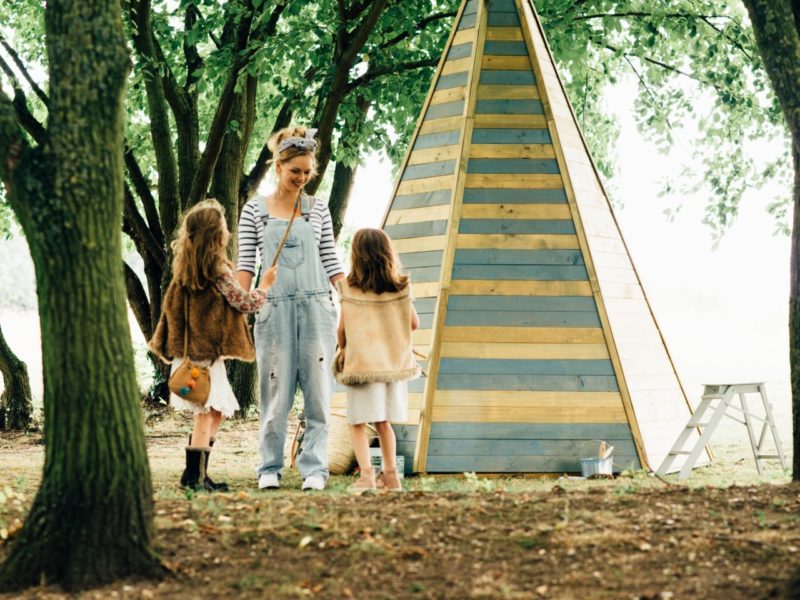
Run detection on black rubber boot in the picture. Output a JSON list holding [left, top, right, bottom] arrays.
[[204, 438, 229, 492], [180, 447, 208, 491]]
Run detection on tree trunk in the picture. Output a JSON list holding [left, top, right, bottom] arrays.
[[328, 160, 357, 239], [0, 323, 33, 431], [0, 0, 162, 591], [740, 0, 800, 481]]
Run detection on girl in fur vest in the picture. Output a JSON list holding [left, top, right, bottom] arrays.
[[149, 199, 277, 491], [336, 228, 420, 493]]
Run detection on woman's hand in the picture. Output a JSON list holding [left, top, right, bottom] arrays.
[[259, 265, 278, 290]]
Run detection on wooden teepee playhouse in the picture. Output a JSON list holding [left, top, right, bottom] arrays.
[[333, 0, 708, 474]]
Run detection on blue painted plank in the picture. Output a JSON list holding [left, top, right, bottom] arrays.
[[476, 99, 543, 115], [436, 71, 469, 90], [488, 0, 517, 11], [464, 0, 479, 14], [418, 312, 434, 329], [424, 454, 640, 473], [400, 250, 444, 268], [408, 377, 426, 393], [427, 438, 638, 457], [436, 373, 619, 391], [484, 41, 528, 56], [447, 42, 473, 61], [392, 190, 452, 210], [467, 158, 559, 174], [479, 70, 536, 85], [429, 422, 636, 440], [414, 297, 437, 313], [413, 130, 461, 150], [488, 12, 521, 26], [406, 266, 441, 282], [459, 219, 576, 235], [438, 358, 614, 376], [447, 295, 596, 312], [454, 249, 584, 266], [393, 424, 418, 442], [401, 160, 456, 181], [444, 310, 600, 327], [425, 100, 465, 121], [384, 219, 448, 239], [458, 12, 477, 29], [451, 264, 588, 281], [463, 188, 567, 204], [471, 128, 550, 144]]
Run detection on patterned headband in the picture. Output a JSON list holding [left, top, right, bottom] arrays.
[[277, 128, 318, 153]]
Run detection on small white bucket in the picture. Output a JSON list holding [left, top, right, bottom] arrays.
[[579, 456, 613, 478]]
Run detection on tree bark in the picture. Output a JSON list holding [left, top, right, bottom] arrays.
[[740, 0, 800, 481], [0, 323, 33, 431], [0, 0, 162, 590], [329, 160, 357, 239]]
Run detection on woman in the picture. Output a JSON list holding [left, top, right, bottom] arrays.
[[237, 126, 344, 491]]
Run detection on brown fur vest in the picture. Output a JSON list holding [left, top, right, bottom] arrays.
[[148, 280, 256, 363]]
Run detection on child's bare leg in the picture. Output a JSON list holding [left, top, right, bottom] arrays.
[[374, 421, 401, 491], [209, 409, 224, 441], [190, 411, 213, 447], [349, 423, 373, 478]]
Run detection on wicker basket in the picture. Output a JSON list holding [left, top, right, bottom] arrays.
[[288, 409, 377, 475]]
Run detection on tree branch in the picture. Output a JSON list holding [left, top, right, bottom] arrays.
[[346, 57, 439, 93], [241, 98, 293, 202], [378, 10, 458, 50], [0, 36, 48, 106], [123, 261, 154, 341], [124, 146, 164, 248], [573, 11, 729, 21]]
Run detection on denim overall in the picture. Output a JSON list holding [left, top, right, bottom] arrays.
[[254, 195, 336, 480]]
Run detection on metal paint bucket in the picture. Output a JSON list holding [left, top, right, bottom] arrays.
[[579, 456, 613, 477]]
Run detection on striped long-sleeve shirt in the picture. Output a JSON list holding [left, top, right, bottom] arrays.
[[236, 195, 344, 280]]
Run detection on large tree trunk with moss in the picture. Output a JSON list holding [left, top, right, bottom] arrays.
[[740, 0, 800, 482], [0, 0, 162, 591], [0, 324, 33, 430]]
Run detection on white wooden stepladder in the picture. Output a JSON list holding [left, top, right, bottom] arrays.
[[657, 383, 788, 480]]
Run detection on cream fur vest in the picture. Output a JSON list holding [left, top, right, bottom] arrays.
[[336, 279, 420, 385]]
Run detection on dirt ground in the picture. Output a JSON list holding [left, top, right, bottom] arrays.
[[1, 417, 799, 600]]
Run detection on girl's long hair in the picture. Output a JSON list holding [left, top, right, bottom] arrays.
[[171, 199, 232, 291], [347, 228, 408, 294]]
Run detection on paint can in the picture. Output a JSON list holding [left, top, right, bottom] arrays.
[[579, 440, 614, 478]]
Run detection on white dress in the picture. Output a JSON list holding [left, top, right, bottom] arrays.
[[170, 358, 240, 418], [346, 381, 408, 425]]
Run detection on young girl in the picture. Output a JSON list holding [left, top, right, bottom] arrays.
[[149, 199, 277, 491], [336, 228, 420, 493]]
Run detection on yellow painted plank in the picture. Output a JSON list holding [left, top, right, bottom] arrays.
[[477, 84, 539, 100], [453, 28, 478, 45], [474, 114, 546, 128], [396, 175, 454, 195], [486, 27, 523, 41], [391, 235, 448, 254], [442, 326, 604, 344], [433, 389, 623, 408], [460, 203, 571, 219], [442, 57, 473, 75], [419, 116, 462, 135], [448, 280, 593, 296], [456, 233, 580, 250], [464, 174, 563, 188], [482, 55, 531, 70], [413, 281, 440, 298], [440, 341, 609, 360], [470, 143, 555, 159], [408, 145, 461, 166], [413, 328, 433, 346], [386, 204, 452, 225], [431, 405, 627, 423], [431, 87, 466, 105], [332, 394, 424, 411]]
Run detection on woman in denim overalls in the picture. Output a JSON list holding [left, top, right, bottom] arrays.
[[236, 126, 344, 491]]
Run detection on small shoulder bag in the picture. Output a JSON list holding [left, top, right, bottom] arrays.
[[167, 292, 211, 407]]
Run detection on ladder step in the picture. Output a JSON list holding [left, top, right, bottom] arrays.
[[757, 454, 781, 459], [688, 421, 711, 428]]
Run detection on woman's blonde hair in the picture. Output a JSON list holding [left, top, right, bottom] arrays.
[[171, 199, 232, 291], [347, 228, 409, 294], [268, 125, 319, 177]]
